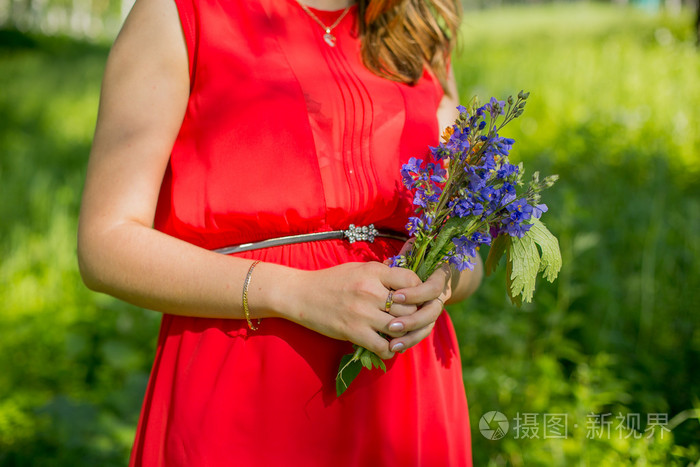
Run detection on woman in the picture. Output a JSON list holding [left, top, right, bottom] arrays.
[[78, 0, 481, 464]]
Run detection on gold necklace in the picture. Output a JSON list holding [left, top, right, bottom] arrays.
[[295, 1, 353, 47]]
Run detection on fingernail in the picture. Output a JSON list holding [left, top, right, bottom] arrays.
[[389, 322, 404, 332], [392, 293, 406, 304], [391, 342, 405, 352]]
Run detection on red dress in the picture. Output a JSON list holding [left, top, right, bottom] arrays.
[[130, 0, 472, 465]]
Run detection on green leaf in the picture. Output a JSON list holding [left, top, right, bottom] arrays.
[[528, 218, 562, 282], [508, 230, 539, 304], [485, 233, 509, 276], [369, 352, 387, 372], [359, 349, 373, 370], [505, 218, 562, 304], [336, 354, 363, 397], [505, 244, 522, 307]]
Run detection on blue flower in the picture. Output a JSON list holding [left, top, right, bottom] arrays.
[[471, 202, 485, 217], [426, 163, 447, 183], [506, 198, 533, 219], [404, 157, 423, 174], [496, 163, 519, 180], [532, 203, 548, 219], [503, 220, 533, 238], [480, 186, 499, 203], [406, 217, 424, 236], [482, 153, 497, 171], [452, 199, 472, 218], [467, 172, 487, 193], [453, 235, 478, 258], [449, 254, 475, 272], [430, 144, 451, 161], [387, 255, 407, 268], [497, 182, 517, 204], [401, 168, 415, 189], [471, 231, 492, 246], [485, 97, 506, 117], [493, 137, 515, 156], [413, 189, 428, 208]]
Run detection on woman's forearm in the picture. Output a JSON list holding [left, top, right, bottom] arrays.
[[77, 220, 299, 320], [77, 221, 432, 360]]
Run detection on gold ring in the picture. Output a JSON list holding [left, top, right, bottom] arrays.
[[436, 297, 445, 308], [384, 290, 394, 312]]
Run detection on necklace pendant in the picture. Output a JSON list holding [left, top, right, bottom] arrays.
[[323, 32, 336, 47]]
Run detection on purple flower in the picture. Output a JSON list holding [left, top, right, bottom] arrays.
[[532, 203, 548, 219], [401, 169, 415, 189], [404, 157, 423, 174], [497, 182, 517, 204], [426, 163, 447, 183], [493, 137, 515, 156], [480, 186, 499, 204], [413, 190, 428, 208], [506, 198, 534, 223], [503, 220, 533, 238], [467, 174, 486, 193], [449, 254, 476, 272], [453, 235, 478, 258], [430, 145, 451, 161], [496, 163, 519, 180], [387, 255, 407, 268], [452, 199, 472, 218], [485, 97, 506, 117], [406, 217, 424, 236], [471, 231, 492, 246], [482, 153, 497, 171]]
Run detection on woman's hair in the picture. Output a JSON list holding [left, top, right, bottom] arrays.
[[357, 0, 461, 92]]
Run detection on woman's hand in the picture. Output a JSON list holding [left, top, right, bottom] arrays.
[[265, 262, 421, 360], [383, 265, 453, 353]]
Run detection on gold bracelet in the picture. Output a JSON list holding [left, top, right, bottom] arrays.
[[242, 260, 261, 330]]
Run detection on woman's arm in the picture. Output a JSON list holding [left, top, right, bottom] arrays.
[[77, 0, 427, 360]]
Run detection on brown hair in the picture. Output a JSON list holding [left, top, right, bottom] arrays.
[[357, 0, 461, 93]]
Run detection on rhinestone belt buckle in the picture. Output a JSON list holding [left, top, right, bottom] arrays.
[[343, 224, 379, 244]]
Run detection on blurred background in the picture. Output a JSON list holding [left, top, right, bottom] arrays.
[[1, 0, 699, 465]]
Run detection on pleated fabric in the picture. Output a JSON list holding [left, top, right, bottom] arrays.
[[130, 1, 472, 465]]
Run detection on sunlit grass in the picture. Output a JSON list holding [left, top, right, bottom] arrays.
[[449, 4, 700, 465], [455, 3, 700, 171]]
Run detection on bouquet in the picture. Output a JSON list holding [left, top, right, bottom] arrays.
[[336, 91, 562, 396]]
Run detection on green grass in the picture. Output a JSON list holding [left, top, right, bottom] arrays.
[[0, 3, 699, 465], [450, 3, 700, 465], [0, 31, 159, 466]]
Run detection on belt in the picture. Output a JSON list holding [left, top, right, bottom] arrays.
[[213, 224, 408, 255]]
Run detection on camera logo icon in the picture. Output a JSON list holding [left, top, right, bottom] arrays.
[[479, 411, 509, 440]]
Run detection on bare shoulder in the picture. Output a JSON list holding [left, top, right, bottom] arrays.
[[81, 0, 189, 234], [95, 0, 189, 149], [108, 0, 188, 75]]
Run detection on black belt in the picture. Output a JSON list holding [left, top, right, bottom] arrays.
[[213, 224, 408, 255]]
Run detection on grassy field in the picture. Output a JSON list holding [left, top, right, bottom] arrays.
[[1, 3, 698, 465], [451, 4, 700, 465]]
